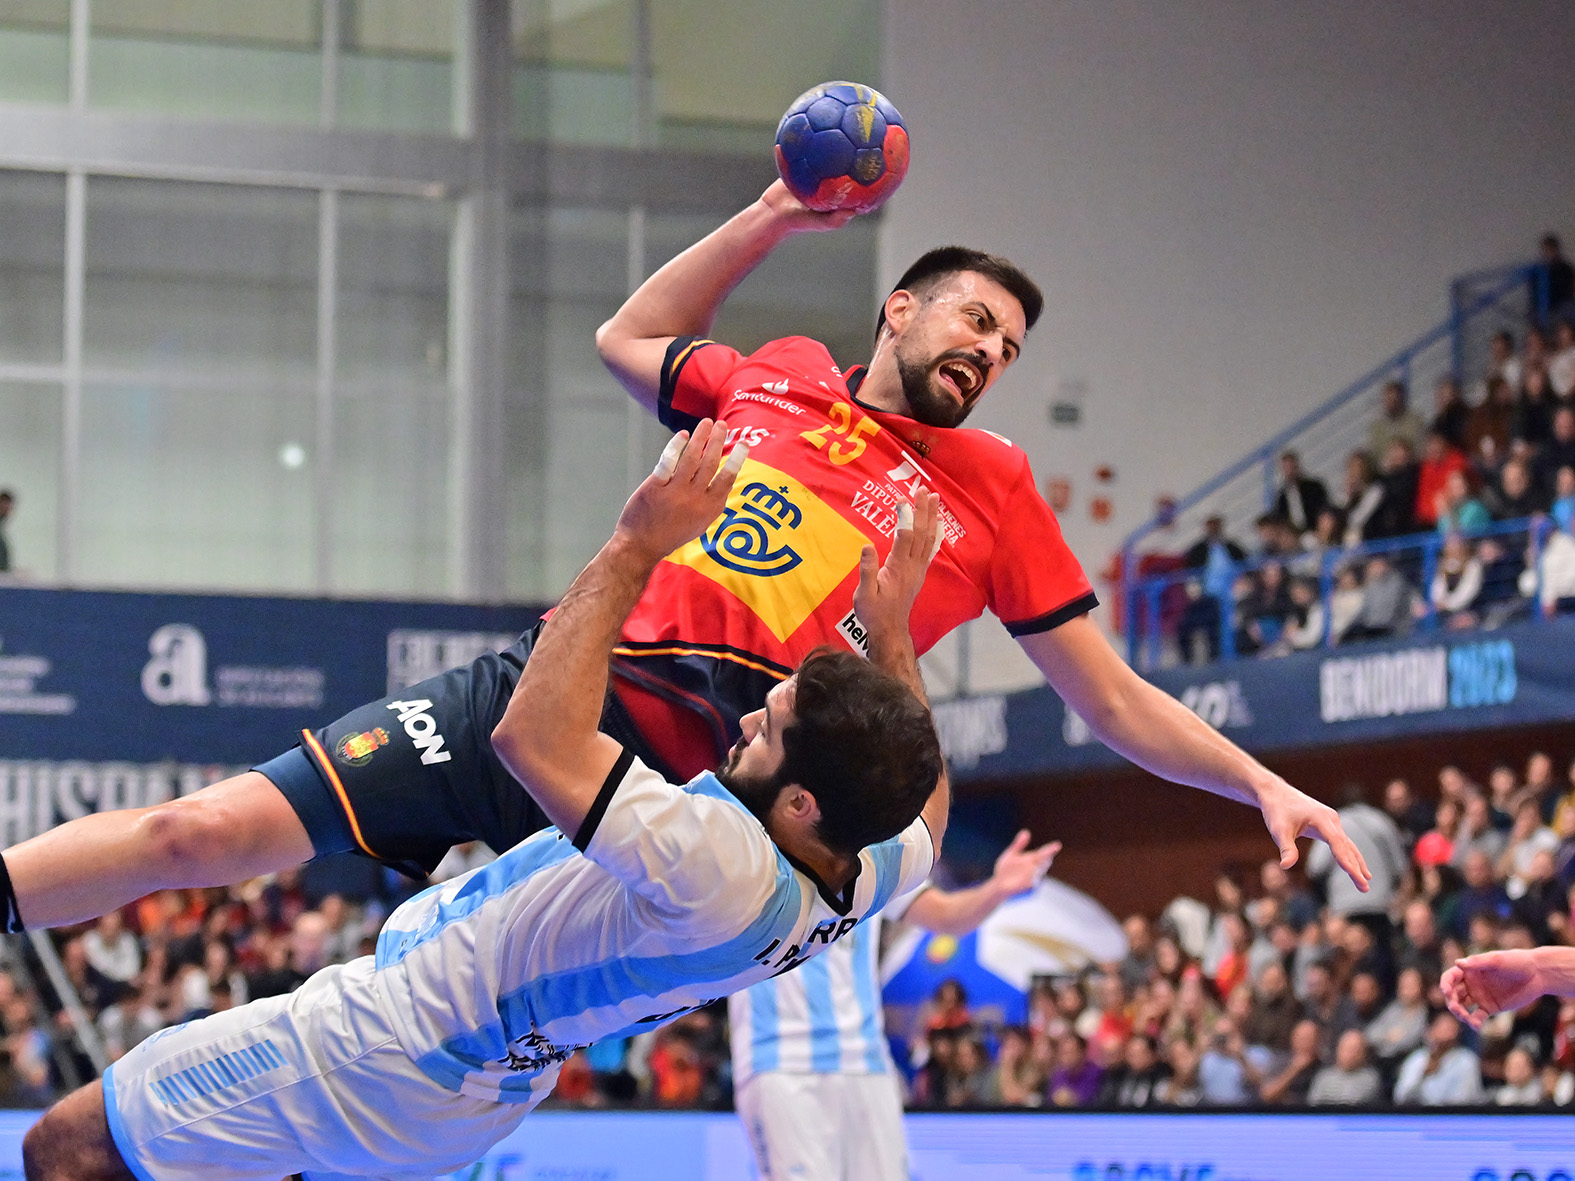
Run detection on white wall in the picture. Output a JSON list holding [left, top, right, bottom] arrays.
[[885, 0, 1575, 691]]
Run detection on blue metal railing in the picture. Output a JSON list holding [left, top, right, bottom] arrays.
[[1127, 516, 1552, 670], [1120, 262, 1546, 665]]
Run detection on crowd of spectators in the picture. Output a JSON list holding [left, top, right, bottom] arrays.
[[1162, 237, 1575, 664], [885, 749, 1575, 1110], [6, 761, 1575, 1115]]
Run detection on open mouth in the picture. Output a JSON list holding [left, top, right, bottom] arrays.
[[936, 358, 984, 401]]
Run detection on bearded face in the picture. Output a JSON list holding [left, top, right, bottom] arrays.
[[894, 341, 991, 429], [717, 752, 786, 827]]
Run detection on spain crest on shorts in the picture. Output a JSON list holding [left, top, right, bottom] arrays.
[[336, 727, 390, 767]]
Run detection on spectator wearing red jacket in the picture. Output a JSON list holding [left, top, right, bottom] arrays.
[[1415, 430, 1470, 527]]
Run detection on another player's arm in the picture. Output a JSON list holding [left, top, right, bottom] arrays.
[[492, 423, 743, 834], [1016, 618, 1372, 891], [854, 492, 950, 853], [1443, 947, 1575, 1028], [594, 182, 852, 411], [903, 830, 1061, 936]]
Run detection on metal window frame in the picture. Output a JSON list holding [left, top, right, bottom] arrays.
[[0, 0, 773, 600]]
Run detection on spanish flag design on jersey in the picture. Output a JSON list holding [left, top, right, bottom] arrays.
[[616, 334, 1098, 768]]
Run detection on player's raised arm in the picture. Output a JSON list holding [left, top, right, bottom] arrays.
[[853, 491, 950, 853], [492, 422, 745, 835], [1017, 621, 1372, 892], [594, 182, 853, 412], [903, 829, 1062, 936]]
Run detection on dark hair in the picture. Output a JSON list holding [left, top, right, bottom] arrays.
[[777, 649, 942, 857], [875, 246, 1044, 343]]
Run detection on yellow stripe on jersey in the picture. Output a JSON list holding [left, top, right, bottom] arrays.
[[664, 458, 868, 644]]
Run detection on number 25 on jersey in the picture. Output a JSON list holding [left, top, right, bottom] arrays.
[[801, 401, 880, 465]]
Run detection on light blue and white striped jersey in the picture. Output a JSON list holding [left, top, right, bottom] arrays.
[[372, 751, 932, 1106], [729, 885, 924, 1086]]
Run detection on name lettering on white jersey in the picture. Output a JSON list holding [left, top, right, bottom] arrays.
[[386, 699, 453, 765]]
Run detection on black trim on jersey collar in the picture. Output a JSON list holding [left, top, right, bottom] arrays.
[[1003, 591, 1101, 637], [573, 746, 636, 851], [781, 847, 861, 917], [845, 364, 868, 396]]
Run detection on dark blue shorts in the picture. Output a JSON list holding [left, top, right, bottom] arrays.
[[252, 622, 674, 878]]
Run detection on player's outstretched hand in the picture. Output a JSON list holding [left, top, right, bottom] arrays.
[[990, 829, 1062, 896], [1256, 778, 1372, 892], [854, 490, 941, 645], [760, 180, 858, 233], [615, 420, 745, 563], [1442, 951, 1546, 1029]]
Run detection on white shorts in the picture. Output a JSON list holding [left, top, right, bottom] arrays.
[[104, 957, 530, 1181], [735, 1070, 908, 1181]]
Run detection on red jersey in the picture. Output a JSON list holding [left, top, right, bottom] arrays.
[[612, 335, 1096, 775]]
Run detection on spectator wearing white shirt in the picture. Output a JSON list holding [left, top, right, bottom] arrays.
[[1493, 1048, 1545, 1106], [81, 911, 140, 985], [1548, 320, 1575, 399], [1474, 330, 1522, 407], [1498, 797, 1561, 899], [1521, 517, 1575, 615], [1393, 1013, 1483, 1106], [1429, 534, 1483, 629]]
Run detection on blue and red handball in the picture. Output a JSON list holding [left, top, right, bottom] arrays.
[[774, 81, 909, 215]]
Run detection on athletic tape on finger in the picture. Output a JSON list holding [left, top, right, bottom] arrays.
[[653, 433, 686, 480], [897, 502, 914, 533], [722, 443, 749, 476]]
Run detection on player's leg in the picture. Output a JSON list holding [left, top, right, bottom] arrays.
[[1, 636, 540, 931], [839, 1072, 910, 1181], [735, 1073, 840, 1181], [76, 957, 526, 1181], [21, 1079, 136, 1181], [3, 770, 314, 930]]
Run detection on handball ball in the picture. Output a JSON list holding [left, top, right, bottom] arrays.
[[774, 82, 909, 215]]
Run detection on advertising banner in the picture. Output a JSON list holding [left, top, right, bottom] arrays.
[[936, 616, 1575, 782], [0, 586, 541, 843], [0, 1109, 1568, 1180]]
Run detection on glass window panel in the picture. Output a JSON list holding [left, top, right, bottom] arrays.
[[336, 193, 451, 386], [329, 390, 450, 598], [0, 170, 66, 366], [508, 205, 640, 598], [77, 383, 315, 591], [0, 0, 68, 104], [88, 1, 321, 125], [338, 0, 456, 132], [512, 0, 633, 145], [649, 0, 882, 153], [83, 178, 318, 383], [0, 383, 61, 582]]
